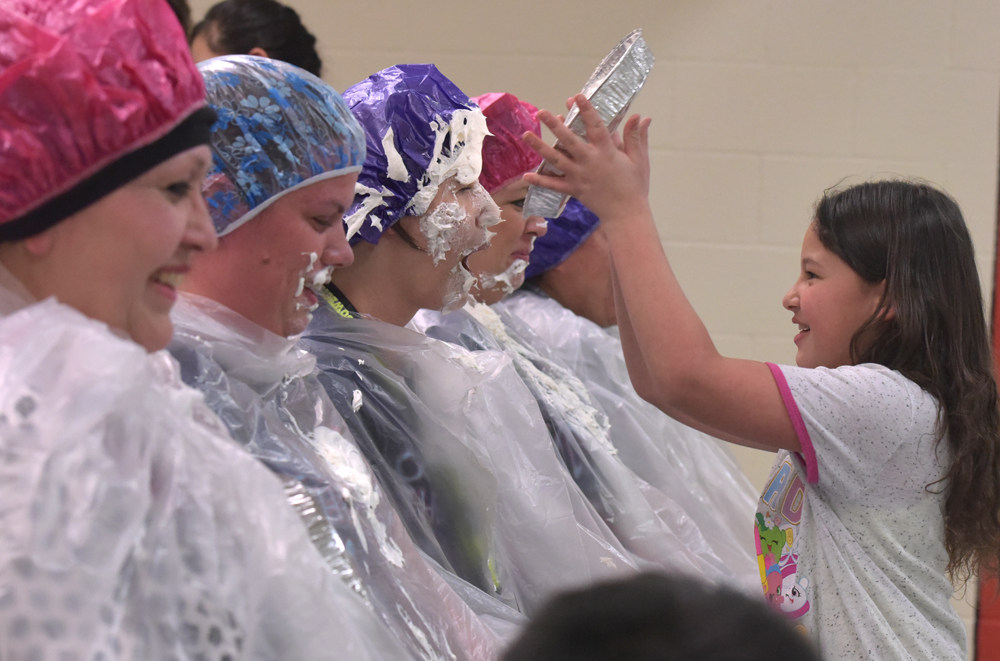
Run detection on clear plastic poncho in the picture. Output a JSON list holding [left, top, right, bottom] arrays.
[[168, 293, 506, 661], [496, 288, 760, 587], [302, 300, 641, 617], [411, 303, 749, 584], [0, 297, 407, 660]]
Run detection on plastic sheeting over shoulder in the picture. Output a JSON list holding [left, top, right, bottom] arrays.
[[412, 303, 753, 586], [302, 302, 638, 616], [497, 289, 759, 587], [0, 299, 406, 660], [168, 293, 503, 661]]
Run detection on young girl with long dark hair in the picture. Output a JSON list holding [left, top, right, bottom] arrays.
[[523, 95, 1000, 660]]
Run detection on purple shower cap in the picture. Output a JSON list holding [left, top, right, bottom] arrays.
[[342, 64, 488, 245], [525, 198, 601, 280]]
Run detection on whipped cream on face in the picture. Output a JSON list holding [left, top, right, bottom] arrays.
[[479, 258, 529, 296], [420, 201, 469, 266], [423, 181, 504, 313], [408, 109, 490, 218], [311, 265, 335, 287], [295, 252, 337, 313], [440, 261, 478, 313]]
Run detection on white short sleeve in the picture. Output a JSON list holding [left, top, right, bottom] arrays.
[[767, 362, 942, 500]]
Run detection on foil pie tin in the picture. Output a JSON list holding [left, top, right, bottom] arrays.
[[523, 28, 655, 218]]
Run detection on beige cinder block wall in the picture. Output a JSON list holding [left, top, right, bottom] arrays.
[[189, 0, 1000, 488], [190, 0, 1000, 652]]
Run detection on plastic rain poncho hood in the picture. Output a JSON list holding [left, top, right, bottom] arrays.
[[342, 64, 489, 244], [302, 299, 641, 617], [199, 55, 366, 237], [524, 198, 601, 280], [168, 293, 506, 661], [412, 304, 750, 585], [497, 288, 760, 588]]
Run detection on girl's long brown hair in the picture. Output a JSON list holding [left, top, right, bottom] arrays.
[[815, 180, 1000, 582]]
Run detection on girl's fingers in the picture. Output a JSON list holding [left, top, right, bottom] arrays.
[[534, 109, 588, 160], [572, 96, 613, 150], [522, 171, 575, 195], [522, 130, 579, 172], [621, 115, 652, 161]]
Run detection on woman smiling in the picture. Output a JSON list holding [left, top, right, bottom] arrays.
[[0, 3, 402, 659]]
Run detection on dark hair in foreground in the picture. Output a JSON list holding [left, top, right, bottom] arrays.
[[191, 0, 322, 77], [166, 0, 192, 34], [815, 180, 1000, 581], [501, 573, 820, 661]]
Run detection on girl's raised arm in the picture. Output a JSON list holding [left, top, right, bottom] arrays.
[[523, 95, 798, 452]]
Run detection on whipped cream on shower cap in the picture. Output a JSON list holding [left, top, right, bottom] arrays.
[[200, 55, 366, 237], [472, 93, 543, 195], [524, 198, 601, 280], [341, 64, 489, 245]]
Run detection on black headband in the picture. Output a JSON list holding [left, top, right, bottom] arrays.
[[0, 106, 218, 242]]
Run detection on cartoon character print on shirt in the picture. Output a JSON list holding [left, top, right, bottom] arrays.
[[755, 456, 810, 629]]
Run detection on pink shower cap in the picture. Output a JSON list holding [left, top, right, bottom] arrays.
[[473, 92, 542, 194], [0, 0, 213, 240]]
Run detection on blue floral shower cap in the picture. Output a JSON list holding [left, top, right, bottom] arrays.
[[525, 198, 601, 280], [199, 55, 366, 236], [342, 64, 488, 245]]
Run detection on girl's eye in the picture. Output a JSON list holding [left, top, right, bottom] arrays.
[[511, 198, 525, 210], [805, 271, 817, 279]]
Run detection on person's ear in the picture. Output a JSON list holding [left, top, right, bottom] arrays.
[[248, 46, 269, 58], [23, 231, 53, 257], [874, 280, 895, 320]]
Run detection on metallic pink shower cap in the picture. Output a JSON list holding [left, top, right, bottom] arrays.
[[0, 0, 210, 239], [472, 92, 542, 194]]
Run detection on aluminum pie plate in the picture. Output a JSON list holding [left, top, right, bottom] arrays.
[[523, 28, 655, 219]]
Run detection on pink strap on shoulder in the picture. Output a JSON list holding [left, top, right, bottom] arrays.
[[766, 363, 819, 484]]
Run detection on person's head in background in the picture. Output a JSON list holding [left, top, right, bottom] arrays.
[[501, 572, 820, 661], [182, 55, 364, 337], [0, 0, 217, 352], [167, 0, 192, 34], [190, 0, 321, 77], [465, 92, 548, 305], [331, 64, 501, 327], [523, 199, 616, 328]]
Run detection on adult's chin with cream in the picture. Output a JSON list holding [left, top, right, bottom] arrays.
[[419, 181, 502, 313]]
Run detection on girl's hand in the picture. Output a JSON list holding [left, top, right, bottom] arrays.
[[522, 94, 652, 222]]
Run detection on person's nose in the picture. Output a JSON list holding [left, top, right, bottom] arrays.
[[321, 226, 354, 269], [525, 214, 548, 238], [782, 281, 799, 311]]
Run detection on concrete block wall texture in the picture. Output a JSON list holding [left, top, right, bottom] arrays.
[[188, 0, 1000, 655]]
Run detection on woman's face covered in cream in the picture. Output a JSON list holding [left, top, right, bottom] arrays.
[[395, 175, 501, 312]]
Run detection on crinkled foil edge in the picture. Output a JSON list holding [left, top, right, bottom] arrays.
[[284, 480, 373, 608], [524, 30, 655, 218]]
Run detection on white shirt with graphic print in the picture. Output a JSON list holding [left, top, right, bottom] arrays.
[[756, 363, 965, 661]]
